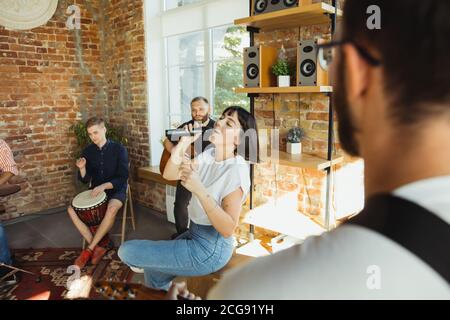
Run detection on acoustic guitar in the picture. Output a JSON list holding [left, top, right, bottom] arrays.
[[159, 144, 196, 175], [159, 149, 172, 175], [93, 280, 187, 300]]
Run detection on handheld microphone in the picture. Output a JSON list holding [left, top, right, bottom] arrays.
[[165, 128, 202, 141]]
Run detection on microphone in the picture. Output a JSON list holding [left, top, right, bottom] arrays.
[[165, 128, 202, 141]]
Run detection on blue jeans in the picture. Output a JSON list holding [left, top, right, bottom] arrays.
[[118, 221, 234, 291], [0, 223, 12, 265]]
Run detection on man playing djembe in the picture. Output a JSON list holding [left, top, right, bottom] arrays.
[[68, 117, 129, 269]]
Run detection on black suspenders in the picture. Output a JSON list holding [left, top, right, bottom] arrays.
[[347, 194, 450, 284]]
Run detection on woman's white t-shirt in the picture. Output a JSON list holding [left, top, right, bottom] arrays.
[[187, 148, 251, 226]]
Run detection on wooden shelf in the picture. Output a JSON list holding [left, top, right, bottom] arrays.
[[138, 166, 177, 187], [243, 202, 326, 240], [235, 86, 332, 94], [236, 240, 272, 258], [234, 2, 342, 31], [261, 151, 343, 170]]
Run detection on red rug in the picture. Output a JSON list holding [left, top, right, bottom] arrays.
[[0, 248, 134, 300]]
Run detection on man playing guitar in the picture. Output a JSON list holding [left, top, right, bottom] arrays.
[[160, 97, 215, 239]]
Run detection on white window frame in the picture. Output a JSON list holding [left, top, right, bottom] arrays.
[[144, 0, 248, 166]]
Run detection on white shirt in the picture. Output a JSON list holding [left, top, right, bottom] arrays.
[[188, 148, 251, 226], [208, 175, 450, 300]]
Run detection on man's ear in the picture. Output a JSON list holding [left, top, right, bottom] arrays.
[[342, 44, 370, 101]]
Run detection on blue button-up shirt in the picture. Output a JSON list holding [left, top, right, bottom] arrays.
[[78, 140, 129, 195]]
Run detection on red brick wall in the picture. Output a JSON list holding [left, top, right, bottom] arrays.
[[0, 0, 160, 221], [101, 0, 166, 213], [0, 0, 103, 220], [97, 0, 163, 213]]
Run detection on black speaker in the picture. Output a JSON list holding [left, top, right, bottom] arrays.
[[253, 0, 269, 15], [243, 46, 278, 87], [252, 0, 310, 16], [297, 39, 329, 86]]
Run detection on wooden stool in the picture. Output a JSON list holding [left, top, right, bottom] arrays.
[[112, 183, 136, 244], [82, 183, 136, 248]]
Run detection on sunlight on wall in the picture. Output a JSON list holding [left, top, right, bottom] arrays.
[[333, 159, 365, 220]]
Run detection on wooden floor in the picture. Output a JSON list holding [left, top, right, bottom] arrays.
[[4, 204, 176, 249], [4, 207, 254, 299]]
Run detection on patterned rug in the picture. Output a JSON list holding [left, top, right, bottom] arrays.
[[0, 248, 134, 300]]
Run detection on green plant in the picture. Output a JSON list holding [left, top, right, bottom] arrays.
[[287, 127, 306, 144], [272, 59, 291, 77], [70, 121, 128, 158], [214, 26, 250, 115]]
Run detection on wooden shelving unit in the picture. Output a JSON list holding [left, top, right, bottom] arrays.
[[261, 151, 343, 170], [235, 1, 341, 248], [243, 204, 327, 240], [234, 2, 342, 32], [235, 86, 332, 94]]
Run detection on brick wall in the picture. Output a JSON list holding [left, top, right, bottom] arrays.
[[96, 0, 164, 213], [0, 0, 102, 220], [0, 0, 162, 221]]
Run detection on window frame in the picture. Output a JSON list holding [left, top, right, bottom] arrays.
[[145, 0, 248, 166], [164, 23, 248, 127]]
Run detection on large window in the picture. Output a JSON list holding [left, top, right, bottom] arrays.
[[165, 25, 249, 127], [146, 0, 249, 165], [165, 0, 205, 11]]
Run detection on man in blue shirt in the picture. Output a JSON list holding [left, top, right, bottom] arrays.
[[68, 117, 129, 269]]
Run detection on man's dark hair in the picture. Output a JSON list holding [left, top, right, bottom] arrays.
[[343, 0, 450, 124], [191, 96, 209, 106], [85, 117, 106, 129]]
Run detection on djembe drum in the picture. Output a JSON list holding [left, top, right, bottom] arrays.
[[72, 190, 111, 248]]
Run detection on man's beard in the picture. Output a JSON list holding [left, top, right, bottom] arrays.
[[194, 115, 210, 124], [333, 55, 361, 157]]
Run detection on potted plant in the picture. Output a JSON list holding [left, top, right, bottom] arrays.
[[272, 45, 291, 87], [286, 126, 306, 155]]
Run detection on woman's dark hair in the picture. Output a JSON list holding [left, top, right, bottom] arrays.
[[222, 106, 260, 163]]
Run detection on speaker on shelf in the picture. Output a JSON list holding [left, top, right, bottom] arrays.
[[297, 38, 329, 86], [243, 45, 278, 88], [251, 0, 312, 16]]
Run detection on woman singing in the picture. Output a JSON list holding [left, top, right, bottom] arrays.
[[118, 106, 259, 290]]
